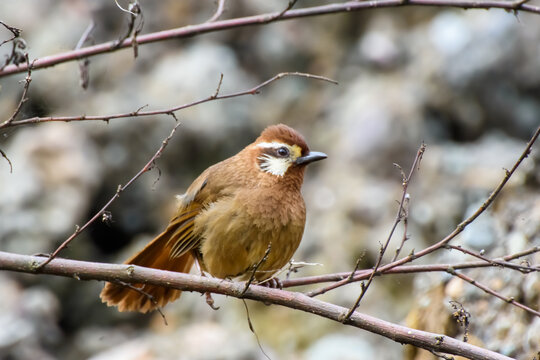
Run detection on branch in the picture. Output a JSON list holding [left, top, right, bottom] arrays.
[[351, 125, 540, 277], [0, 251, 513, 360], [36, 120, 181, 268], [1, 0, 539, 77], [448, 269, 540, 317], [206, 0, 227, 23], [2, 72, 337, 129], [284, 245, 540, 290], [304, 125, 539, 302]]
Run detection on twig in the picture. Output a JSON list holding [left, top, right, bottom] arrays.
[[36, 120, 182, 269], [343, 143, 425, 321], [75, 20, 95, 89], [113, 0, 144, 57], [331, 125, 540, 293], [391, 193, 410, 262], [115, 281, 168, 325], [0, 148, 13, 173], [448, 269, 540, 317], [0, 21, 26, 71], [242, 243, 272, 296], [206, 0, 227, 23], [0, 21, 21, 47], [242, 299, 271, 360], [4, 0, 540, 77], [264, 0, 298, 23], [446, 244, 536, 273], [289, 245, 539, 291], [1, 54, 32, 127], [4, 72, 337, 129], [449, 301, 470, 343], [0, 251, 514, 360]]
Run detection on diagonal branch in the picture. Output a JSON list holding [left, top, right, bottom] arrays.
[[0, 251, 513, 360], [343, 143, 425, 320], [305, 126, 539, 299], [36, 120, 182, 269]]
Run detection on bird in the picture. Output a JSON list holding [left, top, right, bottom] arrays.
[[100, 124, 327, 313]]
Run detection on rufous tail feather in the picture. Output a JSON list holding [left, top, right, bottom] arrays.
[[100, 227, 194, 313]]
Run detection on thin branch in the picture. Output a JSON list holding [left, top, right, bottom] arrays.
[[242, 243, 272, 296], [2, 72, 337, 129], [36, 120, 182, 268], [264, 0, 299, 23], [301, 247, 539, 297], [1, 54, 32, 127], [287, 245, 540, 290], [448, 269, 540, 317], [206, 0, 227, 23], [344, 143, 425, 320], [0, 21, 26, 71], [333, 125, 540, 290], [115, 280, 168, 325], [242, 299, 271, 360], [446, 244, 536, 273], [0, 148, 13, 173], [391, 193, 410, 262], [2, 0, 540, 77], [0, 21, 21, 47], [75, 20, 96, 90], [0, 251, 514, 360]]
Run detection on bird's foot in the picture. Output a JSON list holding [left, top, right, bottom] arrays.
[[260, 277, 283, 289]]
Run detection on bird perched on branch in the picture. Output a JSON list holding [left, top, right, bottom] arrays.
[[100, 124, 327, 313]]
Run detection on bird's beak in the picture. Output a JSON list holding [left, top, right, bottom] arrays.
[[295, 151, 327, 165]]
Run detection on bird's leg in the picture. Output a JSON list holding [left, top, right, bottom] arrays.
[[194, 256, 220, 310]]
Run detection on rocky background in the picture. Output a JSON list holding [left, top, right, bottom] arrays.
[[0, 1, 539, 359]]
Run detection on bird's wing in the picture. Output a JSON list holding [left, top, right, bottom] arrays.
[[165, 172, 210, 259]]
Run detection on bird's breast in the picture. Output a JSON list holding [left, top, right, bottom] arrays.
[[195, 188, 306, 281]]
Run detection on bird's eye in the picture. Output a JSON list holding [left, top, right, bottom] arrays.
[[277, 147, 289, 157]]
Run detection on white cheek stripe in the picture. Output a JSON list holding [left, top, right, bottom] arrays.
[[257, 153, 290, 177]]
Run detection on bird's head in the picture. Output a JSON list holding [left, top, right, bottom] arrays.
[[251, 124, 327, 178]]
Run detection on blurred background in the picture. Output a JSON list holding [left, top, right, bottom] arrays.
[[0, 1, 539, 359]]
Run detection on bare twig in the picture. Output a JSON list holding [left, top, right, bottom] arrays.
[[0, 251, 514, 360], [324, 125, 540, 296], [446, 244, 536, 273], [113, 0, 144, 57], [115, 281, 168, 325], [242, 243, 272, 296], [241, 299, 271, 360], [3, 72, 336, 129], [344, 143, 425, 321], [75, 21, 96, 89], [288, 245, 539, 290], [391, 193, 410, 262], [0, 21, 21, 47], [264, 0, 298, 23], [206, 0, 227, 23], [448, 270, 540, 317], [4, 0, 540, 77], [36, 120, 182, 269], [0, 21, 26, 71], [449, 301, 470, 343], [0, 148, 13, 173], [1, 54, 32, 127]]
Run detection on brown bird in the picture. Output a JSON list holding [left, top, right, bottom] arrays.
[[100, 124, 326, 313]]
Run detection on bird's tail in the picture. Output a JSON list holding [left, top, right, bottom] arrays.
[[100, 226, 195, 313]]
